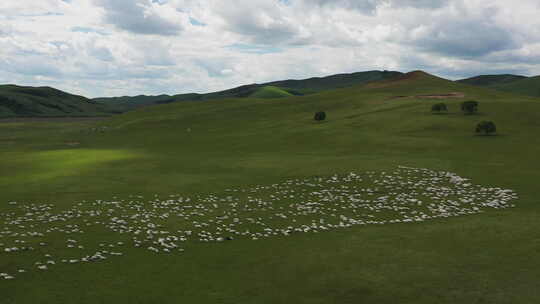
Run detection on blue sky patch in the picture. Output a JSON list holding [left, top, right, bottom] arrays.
[[226, 43, 283, 54], [71, 27, 108, 35], [189, 17, 207, 27]]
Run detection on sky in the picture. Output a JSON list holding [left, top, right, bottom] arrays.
[[1, 0, 540, 98]]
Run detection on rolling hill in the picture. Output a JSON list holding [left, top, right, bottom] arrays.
[[2, 70, 404, 117], [0, 85, 117, 118], [457, 74, 527, 87], [93, 70, 404, 111], [4, 69, 537, 118], [264, 70, 403, 93], [92, 94, 177, 110], [488, 75, 540, 97], [457, 74, 540, 97]]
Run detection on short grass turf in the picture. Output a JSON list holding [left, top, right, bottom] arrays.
[[1, 74, 540, 303]]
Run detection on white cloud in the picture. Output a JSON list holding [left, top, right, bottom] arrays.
[[93, 0, 185, 36], [0, 0, 539, 97]]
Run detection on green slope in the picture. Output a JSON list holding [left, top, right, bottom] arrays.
[[457, 74, 527, 87], [93, 94, 175, 109], [1, 71, 540, 303], [457, 74, 540, 98], [489, 75, 540, 97], [248, 86, 294, 99], [0, 85, 116, 118], [265, 70, 403, 93]]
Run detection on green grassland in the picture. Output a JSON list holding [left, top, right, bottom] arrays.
[[1, 72, 540, 303]]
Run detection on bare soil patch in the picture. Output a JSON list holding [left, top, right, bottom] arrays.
[[416, 92, 466, 99], [390, 92, 466, 99]]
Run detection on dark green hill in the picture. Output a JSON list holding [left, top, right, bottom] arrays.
[[201, 84, 302, 100], [94, 70, 404, 110], [457, 74, 540, 97], [91, 84, 295, 112], [489, 76, 540, 97], [93, 94, 175, 109], [457, 74, 527, 87], [0, 85, 116, 118], [265, 70, 403, 93]]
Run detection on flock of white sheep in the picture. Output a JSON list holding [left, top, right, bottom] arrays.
[[0, 166, 518, 280]]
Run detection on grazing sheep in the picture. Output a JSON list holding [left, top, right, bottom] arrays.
[[0, 167, 518, 280]]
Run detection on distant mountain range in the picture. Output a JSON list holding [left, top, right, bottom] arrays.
[[92, 70, 404, 112], [1, 70, 539, 118]]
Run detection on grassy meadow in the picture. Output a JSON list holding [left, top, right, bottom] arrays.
[[1, 73, 539, 303]]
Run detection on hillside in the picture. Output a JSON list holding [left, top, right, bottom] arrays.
[[0, 85, 116, 118], [4, 70, 534, 118], [3, 70, 403, 117], [457, 74, 527, 87], [249, 86, 294, 99], [94, 70, 403, 111], [1, 72, 540, 303], [92, 94, 176, 110], [489, 75, 540, 97], [457, 74, 540, 98], [363, 70, 452, 88], [359, 70, 476, 98], [265, 70, 403, 93]]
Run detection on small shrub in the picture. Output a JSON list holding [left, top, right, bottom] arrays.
[[476, 121, 497, 135], [431, 103, 448, 113], [314, 111, 326, 122], [461, 100, 479, 115]]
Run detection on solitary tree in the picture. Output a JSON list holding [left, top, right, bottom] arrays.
[[431, 103, 448, 114], [314, 111, 326, 122], [461, 100, 479, 115], [476, 121, 497, 135]]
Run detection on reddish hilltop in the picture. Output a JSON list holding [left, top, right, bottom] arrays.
[[363, 70, 450, 89]]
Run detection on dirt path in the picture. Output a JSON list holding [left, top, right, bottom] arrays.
[[390, 92, 465, 99]]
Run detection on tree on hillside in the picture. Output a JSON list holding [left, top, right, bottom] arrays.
[[461, 101, 479, 115], [314, 111, 327, 122], [476, 121, 497, 135], [431, 103, 448, 114]]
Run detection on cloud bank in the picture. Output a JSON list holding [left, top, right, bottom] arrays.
[[0, 0, 539, 97]]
